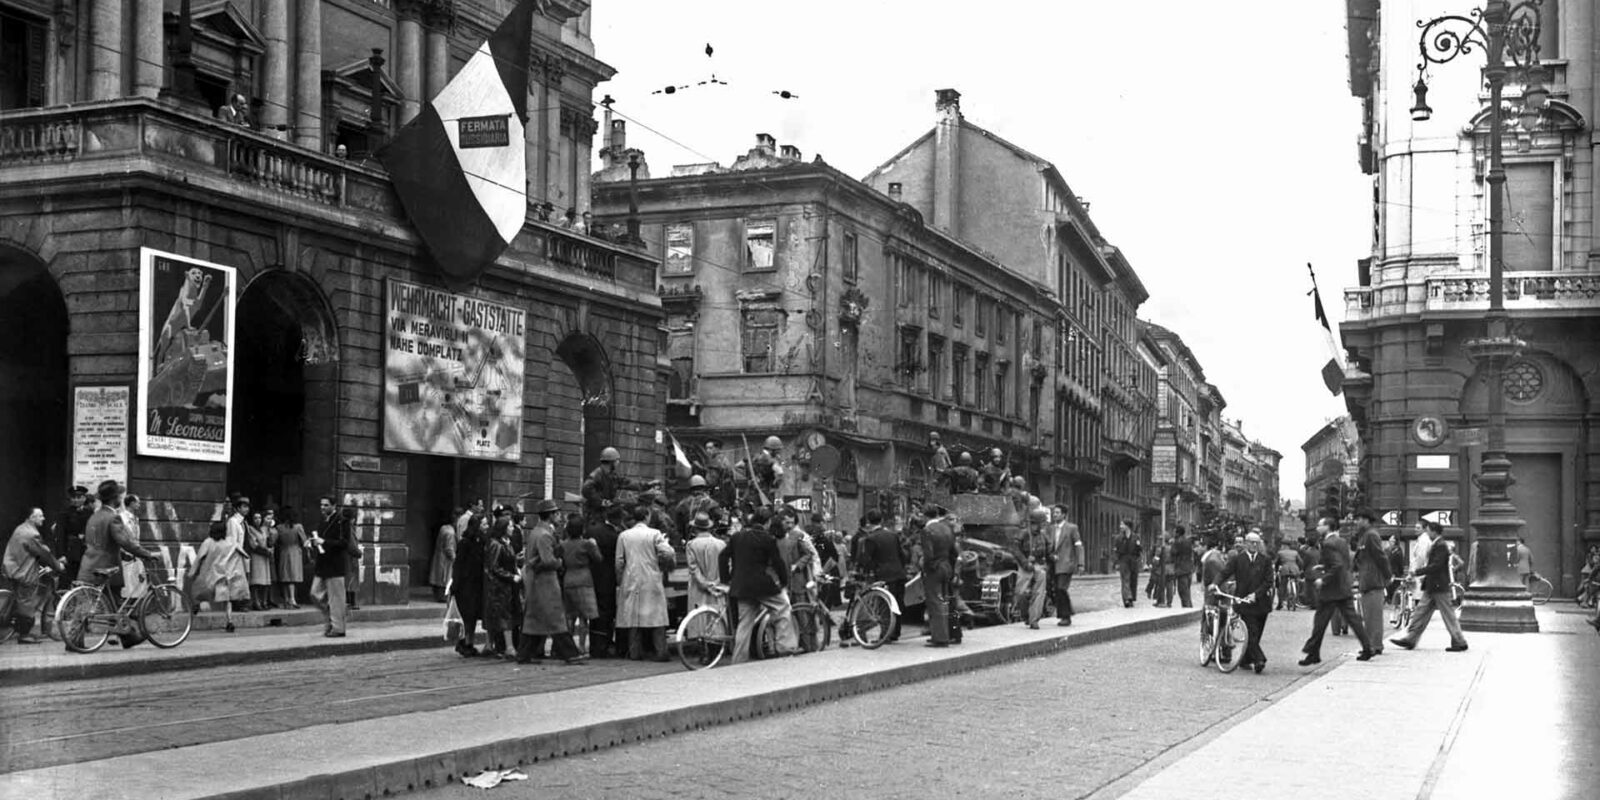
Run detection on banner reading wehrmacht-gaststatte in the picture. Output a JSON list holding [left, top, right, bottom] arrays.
[[383, 279, 525, 461]]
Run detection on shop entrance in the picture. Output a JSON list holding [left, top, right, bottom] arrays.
[[228, 271, 338, 518], [403, 455, 490, 589], [0, 247, 68, 522]]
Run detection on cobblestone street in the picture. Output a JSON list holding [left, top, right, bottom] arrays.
[[412, 608, 1334, 800]]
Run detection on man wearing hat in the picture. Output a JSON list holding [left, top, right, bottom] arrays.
[[920, 502, 958, 647], [684, 512, 725, 618], [77, 480, 158, 647], [1214, 531, 1275, 673], [517, 499, 586, 664], [52, 485, 94, 585]]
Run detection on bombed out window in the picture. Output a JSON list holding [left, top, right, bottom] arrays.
[[745, 219, 776, 271], [741, 308, 783, 373], [664, 223, 694, 274]]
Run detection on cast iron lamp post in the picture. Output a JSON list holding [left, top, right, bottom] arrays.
[[1411, 0, 1545, 632]]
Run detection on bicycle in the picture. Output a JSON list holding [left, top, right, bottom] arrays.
[[784, 578, 833, 654], [54, 561, 193, 653], [1524, 572, 1553, 605], [1279, 574, 1301, 612], [1199, 590, 1247, 673], [1391, 576, 1418, 631], [673, 586, 787, 670], [839, 576, 900, 649], [0, 567, 67, 643]]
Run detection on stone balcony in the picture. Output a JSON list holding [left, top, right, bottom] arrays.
[[1343, 270, 1600, 323], [0, 98, 654, 293]]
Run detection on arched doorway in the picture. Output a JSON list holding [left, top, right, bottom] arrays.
[[553, 333, 613, 495], [0, 246, 68, 523], [229, 270, 339, 516]]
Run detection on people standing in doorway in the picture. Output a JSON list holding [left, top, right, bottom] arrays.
[[273, 507, 305, 609], [1390, 520, 1469, 653], [311, 496, 352, 638], [246, 509, 275, 611], [224, 495, 252, 614], [1114, 520, 1143, 608], [450, 513, 488, 657], [1299, 516, 1377, 665], [430, 512, 459, 603]]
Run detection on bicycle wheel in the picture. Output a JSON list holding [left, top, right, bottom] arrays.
[[849, 588, 896, 649], [790, 603, 829, 653], [0, 589, 15, 643], [674, 606, 730, 671], [56, 586, 113, 653], [1198, 607, 1216, 666], [1529, 576, 1552, 606], [138, 585, 193, 648], [1217, 612, 1246, 673]]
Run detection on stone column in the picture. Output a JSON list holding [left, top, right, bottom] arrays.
[[396, 2, 424, 123], [294, 0, 323, 149], [423, 2, 450, 102], [89, 0, 124, 100], [261, 0, 290, 136], [133, 0, 163, 97]]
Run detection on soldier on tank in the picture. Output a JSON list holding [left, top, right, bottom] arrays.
[[698, 439, 736, 509], [948, 452, 982, 494], [581, 447, 636, 520], [979, 448, 1009, 494], [929, 432, 952, 490], [750, 435, 785, 503], [674, 475, 724, 535]]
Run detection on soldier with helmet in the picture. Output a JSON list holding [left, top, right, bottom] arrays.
[[979, 448, 1009, 494], [750, 435, 786, 502], [948, 452, 981, 494], [674, 474, 723, 536], [1011, 506, 1053, 629], [581, 446, 635, 520], [698, 439, 736, 508]]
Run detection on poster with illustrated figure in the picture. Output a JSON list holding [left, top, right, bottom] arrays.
[[383, 278, 525, 462], [136, 248, 235, 462]]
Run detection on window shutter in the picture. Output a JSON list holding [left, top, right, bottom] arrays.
[[24, 16, 47, 107]]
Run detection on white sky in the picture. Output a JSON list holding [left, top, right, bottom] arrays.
[[590, 0, 1369, 495]]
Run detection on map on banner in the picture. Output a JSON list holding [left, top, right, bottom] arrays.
[[383, 279, 525, 461]]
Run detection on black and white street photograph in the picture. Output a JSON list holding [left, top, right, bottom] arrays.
[[0, 1, 1597, 798]]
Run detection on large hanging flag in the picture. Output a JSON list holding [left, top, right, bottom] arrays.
[[381, 1, 539, 285], [1308, 263, 1345, 396], [668, 430, 693, 473]]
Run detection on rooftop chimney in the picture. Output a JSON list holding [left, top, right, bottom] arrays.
[[933, 89, 961, 235], [609, 119, 627, 159], [888, 182, 903, 202], [755, 132, 776, 154], [780, 144, 801, 161]]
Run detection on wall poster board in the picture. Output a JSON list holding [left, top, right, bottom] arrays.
[[383, 279, 526, 462], [72, 385, 130, 489], [136, 248, 236, 462]]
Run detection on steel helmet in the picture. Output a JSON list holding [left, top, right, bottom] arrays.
[[689, 475, 708, 488], [1029, 507, 1049, 523], [958, 452, 973, 465], [763, 436, 783, 450], [599, 447, 621, 462]]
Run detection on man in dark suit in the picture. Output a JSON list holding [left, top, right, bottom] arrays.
[[856, 510, 907, 642], [717, 511, 797, 663], [920, 503, 958, 647], [1169, 525, 1196, 608], [1299, 517, 1376, 665], [1113, 521, 1142, 608], [1215, 531, 1275, 673], [1350, 510, 1393, 655], [1389, 521, 1469, 652]]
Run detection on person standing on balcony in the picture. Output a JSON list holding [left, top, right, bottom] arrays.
[[217, 92, 254, 128]]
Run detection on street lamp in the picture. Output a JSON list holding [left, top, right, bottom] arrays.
[[1413, 0, 1544, 633]]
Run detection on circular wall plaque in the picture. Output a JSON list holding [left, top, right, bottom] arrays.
[[1410, 415, 1449, 448]]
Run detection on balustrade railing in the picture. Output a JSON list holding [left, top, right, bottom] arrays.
[[226, 138, 340, 204], [0, 116, 81, 160], [1344, 270, 1600, 321]]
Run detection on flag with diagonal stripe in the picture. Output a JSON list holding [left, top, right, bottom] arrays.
[[382, 1, 539, 285], [1309, 263, 1345, 396]]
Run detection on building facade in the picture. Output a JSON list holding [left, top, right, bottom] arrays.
[[593, 133, 1059, 533], [1302, 415, 1363, 521], [0, 0, 662, 604], [861, 88, 1160, 558], [1343, 0, 1599, 594]]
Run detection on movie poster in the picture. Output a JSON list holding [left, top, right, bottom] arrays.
[[136, 248, 236, 462], [383, 279, 525, 462]]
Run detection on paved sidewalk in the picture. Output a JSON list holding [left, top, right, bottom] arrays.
[[1107, 605, 1600, 800], [0, 603, 1199, 800]]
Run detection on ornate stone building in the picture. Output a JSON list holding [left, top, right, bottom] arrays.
[[0, 0, 661, 604], [1343, 0, 1599, 594]]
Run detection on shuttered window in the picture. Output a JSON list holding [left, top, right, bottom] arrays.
[[0, 8, 48, 109], [1504, 163, 1555, 272]]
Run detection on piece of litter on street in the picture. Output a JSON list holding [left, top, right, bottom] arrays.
[[462, 769, 529, 789]]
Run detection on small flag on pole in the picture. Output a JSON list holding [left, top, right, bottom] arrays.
[[380, 1, 540, 285], [668, 431, 692, 472], [1309, 263, 1345, 396]]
